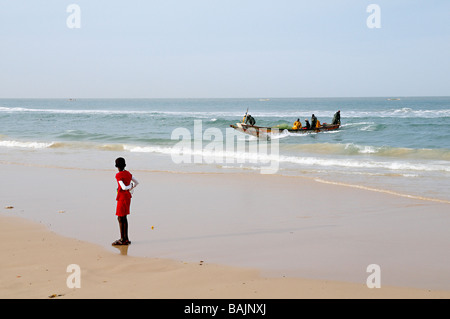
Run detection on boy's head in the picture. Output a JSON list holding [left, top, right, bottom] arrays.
[[115, 157, 126, 170]]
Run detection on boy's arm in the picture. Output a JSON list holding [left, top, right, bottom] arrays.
[[131, 177, 139, 189], [118, 180, 132, 190]]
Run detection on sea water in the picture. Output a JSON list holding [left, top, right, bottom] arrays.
[[1, 97, 449, 202]]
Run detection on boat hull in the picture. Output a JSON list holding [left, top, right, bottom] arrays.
[[230, 123, 340, 138]]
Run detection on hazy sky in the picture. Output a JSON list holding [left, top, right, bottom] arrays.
[[1, 1, 449, 98]]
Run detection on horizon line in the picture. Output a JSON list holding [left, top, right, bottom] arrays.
[[1, 95, 449, 100]]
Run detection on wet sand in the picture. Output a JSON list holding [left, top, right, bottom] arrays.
[[1, 162, 450, 298]]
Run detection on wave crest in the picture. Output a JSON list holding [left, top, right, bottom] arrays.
[[1, 106, 449, 119]]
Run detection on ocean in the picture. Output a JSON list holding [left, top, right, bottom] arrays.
[[1, 97, 449, 202]]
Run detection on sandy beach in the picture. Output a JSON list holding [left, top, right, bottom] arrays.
[[1, 162, 450, 299], [1, 215, 450, 299]]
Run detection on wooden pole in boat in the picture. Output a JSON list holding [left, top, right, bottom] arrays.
[[243, 107, 249, 123]]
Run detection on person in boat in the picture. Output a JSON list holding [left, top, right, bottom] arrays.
[[245, 114, 256, 126], [292, 118, 302, 130], [332, 110, 341, 125], [304, 119, 310, 129], [310, 114, 317, 129]]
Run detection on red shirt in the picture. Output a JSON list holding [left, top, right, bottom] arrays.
[[116, 170, 132, 201]]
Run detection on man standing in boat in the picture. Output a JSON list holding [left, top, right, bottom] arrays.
[[310, 114, 318, 129], [332, 110, 341, 125]]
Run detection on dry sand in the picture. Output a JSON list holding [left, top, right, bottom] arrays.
[[1, 163, 450, 299]]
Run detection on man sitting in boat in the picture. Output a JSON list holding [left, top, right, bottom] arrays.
[[332, 110, 341, 125], [304, 119, 310, 129], [292, 118, 302, 130]]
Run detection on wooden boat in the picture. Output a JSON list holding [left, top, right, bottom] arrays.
[[230, 122, 340, 138]]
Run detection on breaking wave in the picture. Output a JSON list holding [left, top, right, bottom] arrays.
[[1, 106, 449, 119]]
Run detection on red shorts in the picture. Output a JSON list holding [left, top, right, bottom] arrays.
[[116, 198, 131, 217]]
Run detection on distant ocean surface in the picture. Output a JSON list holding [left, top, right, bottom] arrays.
[[1, 97, 449, 202]]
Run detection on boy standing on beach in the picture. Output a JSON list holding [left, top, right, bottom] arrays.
[[113, 157, 139, 246]]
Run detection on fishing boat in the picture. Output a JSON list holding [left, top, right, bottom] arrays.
[[230, 122, 340, 139]]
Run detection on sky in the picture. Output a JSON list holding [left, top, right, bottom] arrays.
[[0, 0, 449, 98]]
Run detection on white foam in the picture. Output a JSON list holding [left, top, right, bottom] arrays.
[[314, 178, 450, 204], [122, 142, 450, 173], [344, 143, 378, 154], [0, 140, 53, 149], [1, 106, 449, 118]]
